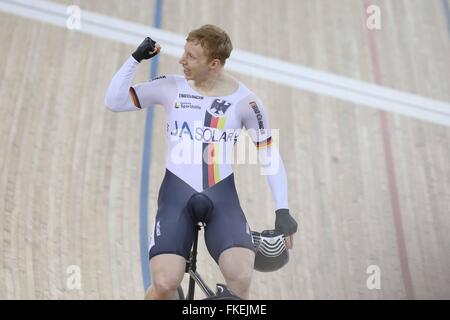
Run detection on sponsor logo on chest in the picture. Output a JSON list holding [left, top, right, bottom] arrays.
[[174, 101, 202, 110], [168, 120, 239, 143]]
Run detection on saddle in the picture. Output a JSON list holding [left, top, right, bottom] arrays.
[[186, 192, 213, 225]]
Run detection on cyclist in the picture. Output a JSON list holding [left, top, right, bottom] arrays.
[[105, 24, 298, 299]]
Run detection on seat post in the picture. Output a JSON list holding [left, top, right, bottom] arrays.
[[186, 223, 202, 300], [190, 224, 202, 272]]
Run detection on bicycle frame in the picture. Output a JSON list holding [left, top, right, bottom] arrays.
[[184, 222, 215, 299]]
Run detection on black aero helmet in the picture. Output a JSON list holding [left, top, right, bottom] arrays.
[[251, 229, 289, 272]]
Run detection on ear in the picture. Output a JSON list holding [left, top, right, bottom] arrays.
[[209, 58, 222, 70]]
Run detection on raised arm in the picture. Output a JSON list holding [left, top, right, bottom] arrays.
[[105, 37, 173, 112], [104, 56, 141, 112]]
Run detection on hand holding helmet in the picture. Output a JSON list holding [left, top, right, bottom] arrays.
[[251, 209, 298, 272], [275, 209, 298, 236], [275, 208, 297, 248]]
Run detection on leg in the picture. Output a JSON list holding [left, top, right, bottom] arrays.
[[202, 174, 256, 299], [218, 247, 255, 299], [145, 170, 197, 299], [145, 254, 186, 300]]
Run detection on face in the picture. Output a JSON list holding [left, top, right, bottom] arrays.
[[179, 41, 218, 81]]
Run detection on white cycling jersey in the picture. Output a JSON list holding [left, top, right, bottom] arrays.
[[105, 56, 289, 210]]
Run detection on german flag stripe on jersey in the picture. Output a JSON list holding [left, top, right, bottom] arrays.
[[202, 143, 209, 189], [208, 144, 216, 187], [204, 112, 227, 129], [255, 136, 273, 149], [202, 112, 226, 189]]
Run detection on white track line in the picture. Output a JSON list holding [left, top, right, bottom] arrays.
[[1, 0, 449, 127]]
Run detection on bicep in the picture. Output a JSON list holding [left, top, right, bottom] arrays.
[[239, 96, 272, 145], [130, 76, 176, 109]]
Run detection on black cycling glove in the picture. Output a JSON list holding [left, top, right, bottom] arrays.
[[132, 37, 159, 62], [275, 209, 298, 237]]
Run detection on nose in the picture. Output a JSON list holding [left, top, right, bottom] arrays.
[[179, 53, 186, 65]]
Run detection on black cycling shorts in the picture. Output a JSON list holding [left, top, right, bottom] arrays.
[[148, 169, 255, 264]]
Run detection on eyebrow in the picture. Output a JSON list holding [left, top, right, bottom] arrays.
[[185, 49, 196, 58], [184, 44, 198, 57]]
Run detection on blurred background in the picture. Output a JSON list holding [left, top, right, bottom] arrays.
[[0, 0, 449, 299]]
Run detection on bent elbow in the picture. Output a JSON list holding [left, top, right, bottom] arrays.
[[105, 103, 120, 112], [104, 95, 122, 112]]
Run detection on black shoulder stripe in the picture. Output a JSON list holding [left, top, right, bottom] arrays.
[[150, 75, 166, 81]]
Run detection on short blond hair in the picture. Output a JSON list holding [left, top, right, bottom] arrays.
[[186, 24, 233, 65]]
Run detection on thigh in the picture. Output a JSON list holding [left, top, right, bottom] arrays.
[[149, 205, 195, 260], [149, 170, 197, 260], [203, 174, 255, 263], [204, 207, 255, 263]]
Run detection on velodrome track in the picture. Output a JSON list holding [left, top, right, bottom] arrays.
[[0, 0, 449, 299]]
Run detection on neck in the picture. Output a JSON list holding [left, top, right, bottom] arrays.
[[193, 70, 225, 93]]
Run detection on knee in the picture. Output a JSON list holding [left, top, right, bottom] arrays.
[[152, 274, 181, 297], [222, 267, 253, 286]]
